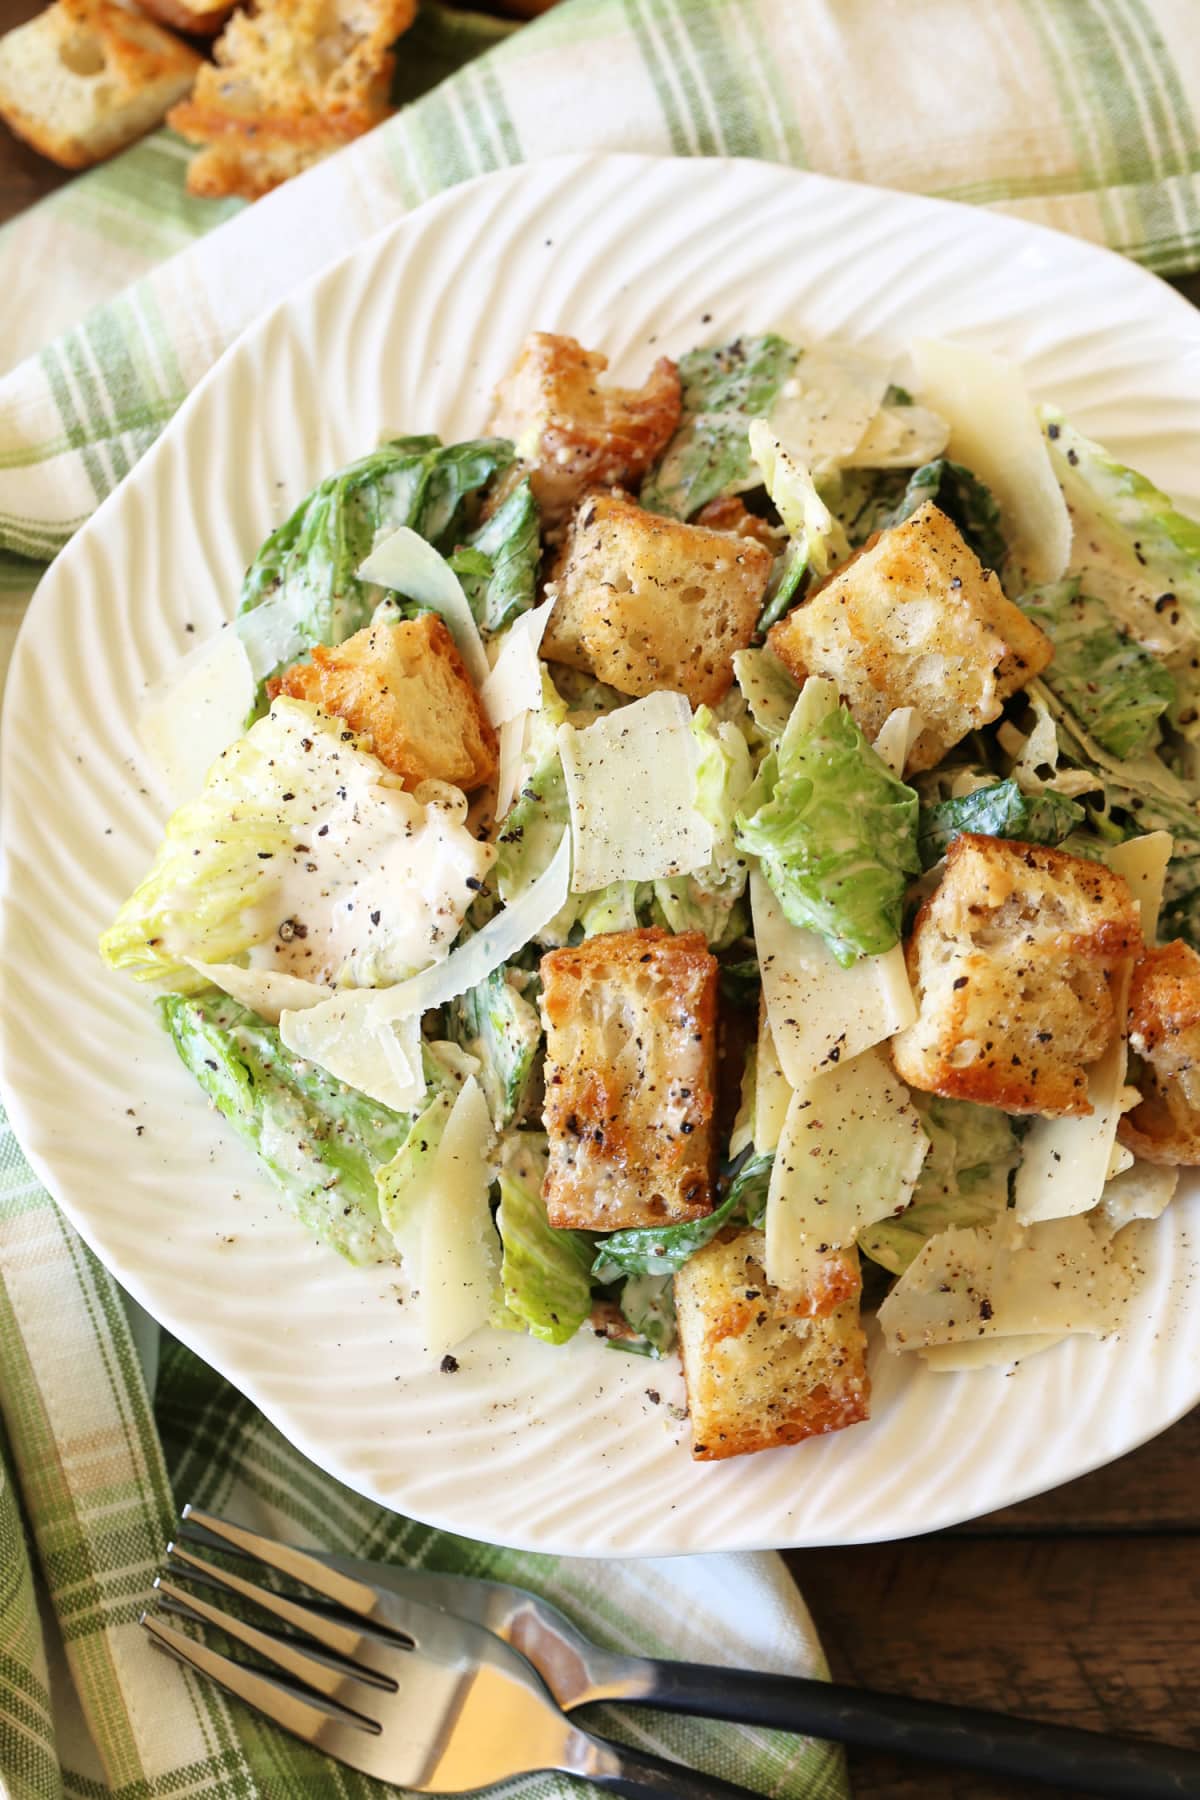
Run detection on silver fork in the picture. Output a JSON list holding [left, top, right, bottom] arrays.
[[142, 1520, 767, 1798], [174, 1508, 1200, 1800]]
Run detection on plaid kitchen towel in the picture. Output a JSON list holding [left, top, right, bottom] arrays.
[[5, 0, 1200, 1792]]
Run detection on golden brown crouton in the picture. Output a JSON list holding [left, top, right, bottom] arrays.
[[693, 494, 787, 554], [1119, 940, 1200, 1165], [0, 0, 200, 170], [676, 1227, 870, 1461], [540, 926, 718, 1230], [135, 0, 233, 37], [542, 491, 771, 709], [768, 502, 1052, 774], [272, 614, 497, 793], [892, 834, 1141, 1118], [168, 0, 414, 200], [487, 333, 681, 529]]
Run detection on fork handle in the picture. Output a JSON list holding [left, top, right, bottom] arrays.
[[586, 1738, 771, 1799], [626, 1663, 1200, 1798]]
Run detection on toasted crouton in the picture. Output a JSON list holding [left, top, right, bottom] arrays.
[[768, 502, 1053, 774], [272, 614, 497, 793], [487, 333, 681, 529], [135, 0, 233, 38], [540, 927, 718, 1230], [542, 491, 771, 709], [676, 1227, 870, 1461], [1119, 940, 1200, 1165], [693, 494, 787, 553], [0, 0, 200, 170], [892, 834, 1141, 1117], [168, 0, 414, 200]]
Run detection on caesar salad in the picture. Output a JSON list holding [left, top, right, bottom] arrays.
[[101, 327, 1200, 1460]]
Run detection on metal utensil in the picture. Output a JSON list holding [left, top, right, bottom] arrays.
[[142, 1521, 766, 1798], [177, 1506, 1200, 1799]]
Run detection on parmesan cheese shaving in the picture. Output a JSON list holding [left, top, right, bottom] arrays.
[[845, 401, 950, 470], [408, 1077, 499, 1363], [1098, 1160, 1178, 1235], [281, 1004, 424, 1113], [236, 595, 308, 682], [879, 1214, 1129, 1350], [765, 1049, 929, 1294], [480, 597, 555, 726], [751, 870, 916, 1088], [358, 526, 490, 691], [913, 339, 1072, 587], [558, 692, 712, 891], [754, 1002, 791, 1154], [184, 959, 331, 1026], [873, 707, 923, 777], [495, 712, 528, 823], [767, 343, 891, 472], [139, 629, 254, 806], [1110, 829, 1172, 939], [919, 1335, 1067, 1372]]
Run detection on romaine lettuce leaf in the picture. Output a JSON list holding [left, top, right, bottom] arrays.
[[618, 1274, 677, 1357], [858, 1093, 1018, 1276], [158, 990, 414, 1264], [446, 967, 542, 1130], [495, 1133, 593, 1345], [1020, 578, 1175, 759], [448, 476, 540, 632], [749, 421, 850, 628], [883, 458, 1006, 570], [238, 436, 514, 704], [652, 705, 753, 947], [917, 777, 1085, 869], [591, 1150, 773, 1280], [641, 334, 800, 519], [735, 702, 920, 967]]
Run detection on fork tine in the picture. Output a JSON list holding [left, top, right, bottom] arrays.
[[140, 1612, 380, 1748], [180, 1507, 381, 1620], [153, 1576, 394, 1706], [166, 1541, 406, 1669]]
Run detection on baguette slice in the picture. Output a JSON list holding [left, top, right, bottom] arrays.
[[0, 0, 200, 170]]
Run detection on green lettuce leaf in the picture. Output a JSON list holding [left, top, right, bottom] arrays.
[[238, 436, 514, 703], [448, 476, 540, 632], [917, 777, 1085, 869], [618, 1274, 677, 1357], [495, 1134, 593, 1345], [858, 1094, 1018, 1276], [591, 1150, 773, 1280], [884, 458, 1006, 570], [735, 702, 920, 966], [641, 334, 800, 519], [158, 990, 414, 1264], [749, 421, 850, 629], [446, 967, 542, 1130], [1020, 578, 1175, 759], [652, 705, 753, 947]]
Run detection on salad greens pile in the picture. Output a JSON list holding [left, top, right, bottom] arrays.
[[101, 325, 1200, 1384]]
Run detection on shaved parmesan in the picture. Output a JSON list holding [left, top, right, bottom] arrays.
[[751, 870, 916, 1088], [732, 647, 801, 742], [765, 1049, 928, 1293], [781, 675, 840, 751], [139, 629, 254, 806], [185, 959, 330, 1025], [844, 401, 950, 470], [920, 1335, 1067, 1372], [236, 595, 308, 683], [754, 1003, 791, 1155], [913, 339, 1071, 587], [873, 707, 923, 777], [558, 692, 712, 891], [767, 343, 891, 472], [879, 1214, 1129, 1351], [748, 421, 848, 580], [280, 1003, 424, 1113], [495, 712, 528, 823], [481, 597, 555, 726], [409, 1077, 500, 1363], [358, 526, 489, 691], [1015, 834, 1171, 1225], [1099, 1160, 1178, 1235]]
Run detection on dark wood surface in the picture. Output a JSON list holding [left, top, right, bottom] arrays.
[[2, 17, 1198, 1795]]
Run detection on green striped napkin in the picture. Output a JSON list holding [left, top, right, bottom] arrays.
[[4, 0, 1200, 1793]]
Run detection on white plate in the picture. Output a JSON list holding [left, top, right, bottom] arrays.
[[4, 154, 1200, 1555]]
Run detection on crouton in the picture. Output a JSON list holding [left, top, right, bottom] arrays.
[[487, 333, 681, 529], [892, 834, 1141, 1117], [0, 0, 200, 170], [272, 614, 497, 793], [168, 0, 414, 200], [768, 502, 1053, 774], [676, 1227, 870, 1461], [540, 926, 718, 1230], [135, 0, 233, 38], [693, 494, 786, 554], [542, 491, 771, 709], [1119, 940, 1200, 1165]]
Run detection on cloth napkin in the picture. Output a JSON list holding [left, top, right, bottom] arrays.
[[4, 0, 1200, 1794]]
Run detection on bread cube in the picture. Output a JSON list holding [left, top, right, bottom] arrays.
[[892, 834, 1141, 1117], [540, 926, 718, 1230], [542, 491, 771, 708], [768, 502, 1052, 774], [272, 614, 497, 794], [488, 333, 681, 529], [676, 1227, 870, 1461], [0, 0, 200, 170], [693, 494, 786, 553], [1119, 940, 1200, 1165]]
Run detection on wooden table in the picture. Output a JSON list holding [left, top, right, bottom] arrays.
[[3, 54, 1199, 1799]]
